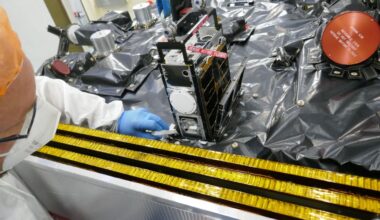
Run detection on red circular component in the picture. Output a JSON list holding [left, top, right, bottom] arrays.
[[51, 60, 71, 76], [321, 11, 380, 66]]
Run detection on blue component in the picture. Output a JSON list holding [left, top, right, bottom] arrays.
[[156, 0, 172, 17]]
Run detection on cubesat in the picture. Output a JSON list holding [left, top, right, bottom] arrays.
[[157, 8, 246, 141]]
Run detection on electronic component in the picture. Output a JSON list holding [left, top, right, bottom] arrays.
[[44, 53, 95, 79], [296, 0, 325, 11], [157, 8, 245, 141], [321, 11, 380, 80], [90, 30, 117, 58], [222, 18, 246, 41], [271, 41, 303, 69], [46, 25, 96, 78], [43, 12, 151, 98], [133, 3, 155, 29], [192, 0, 206, 9]]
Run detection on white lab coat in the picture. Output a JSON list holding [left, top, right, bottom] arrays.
[[0, 76, 124, 220]]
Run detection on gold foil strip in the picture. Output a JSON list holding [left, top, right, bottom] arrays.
[[48, 135, 380, 214], [57, 124, 380, 192], [38, 146, 356, 220]]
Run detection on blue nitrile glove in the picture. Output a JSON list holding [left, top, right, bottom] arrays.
[[156, 0, 171, 17], [117, 108, 169, 140]]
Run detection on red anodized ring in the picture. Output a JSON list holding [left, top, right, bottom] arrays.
[[51, 59, 71, 76]]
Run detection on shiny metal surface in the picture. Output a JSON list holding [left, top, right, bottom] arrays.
[[133, 3, 153, 26], [321, 11, 380, 66], [15, 156, 272, 220], [90, 30, 116, 57]]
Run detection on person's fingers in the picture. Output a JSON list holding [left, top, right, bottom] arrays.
[[136, 108, 148, 113], [136, 120, 162, 131], [147, 114, 169, 130], [134, 131, 161, 140]]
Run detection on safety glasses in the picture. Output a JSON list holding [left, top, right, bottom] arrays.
[[0, 101, 36, 143]]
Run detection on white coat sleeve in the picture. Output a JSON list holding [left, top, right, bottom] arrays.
[[35, 76, 124, 131], [0, 172, 53, 220]]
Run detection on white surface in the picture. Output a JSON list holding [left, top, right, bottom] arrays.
[[67, 24, 81, 44], [170, 91, 197, 114], [0, 0, 58, 70], [62, 0, 90, 25], [16, 156, 272, 220], [61, 0, 78, 23], [133, 2, 151, 10], [81, 0, 148, 20]]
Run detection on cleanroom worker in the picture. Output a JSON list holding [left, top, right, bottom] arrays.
[[0, 7, 168, 219]]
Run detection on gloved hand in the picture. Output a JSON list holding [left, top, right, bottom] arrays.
[[117, 108, 169, 140], [156, 0, 171, 17]]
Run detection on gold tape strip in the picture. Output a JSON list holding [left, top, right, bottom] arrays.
[[50, 135, 380, 214], [38, 146, 356, 220], [57, 124, 380, 192]]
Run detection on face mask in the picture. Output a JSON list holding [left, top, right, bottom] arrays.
[[0, 97, 61, 173]]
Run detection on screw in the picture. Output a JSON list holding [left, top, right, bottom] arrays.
[[252, 93, 259, 98], [175, 141, 181, 145], [350, 72, 359, 76], [232, 142, 239, 148], [297, 100, 305, 107], [129, 83, 135, 88], [333, 70, 341, 75]]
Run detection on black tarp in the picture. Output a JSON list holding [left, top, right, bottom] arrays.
[[41, 0, 380, 176]]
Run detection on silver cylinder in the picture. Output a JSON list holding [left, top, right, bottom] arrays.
[[133, 3, 153, 26], [90, 30, 116, 57]]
